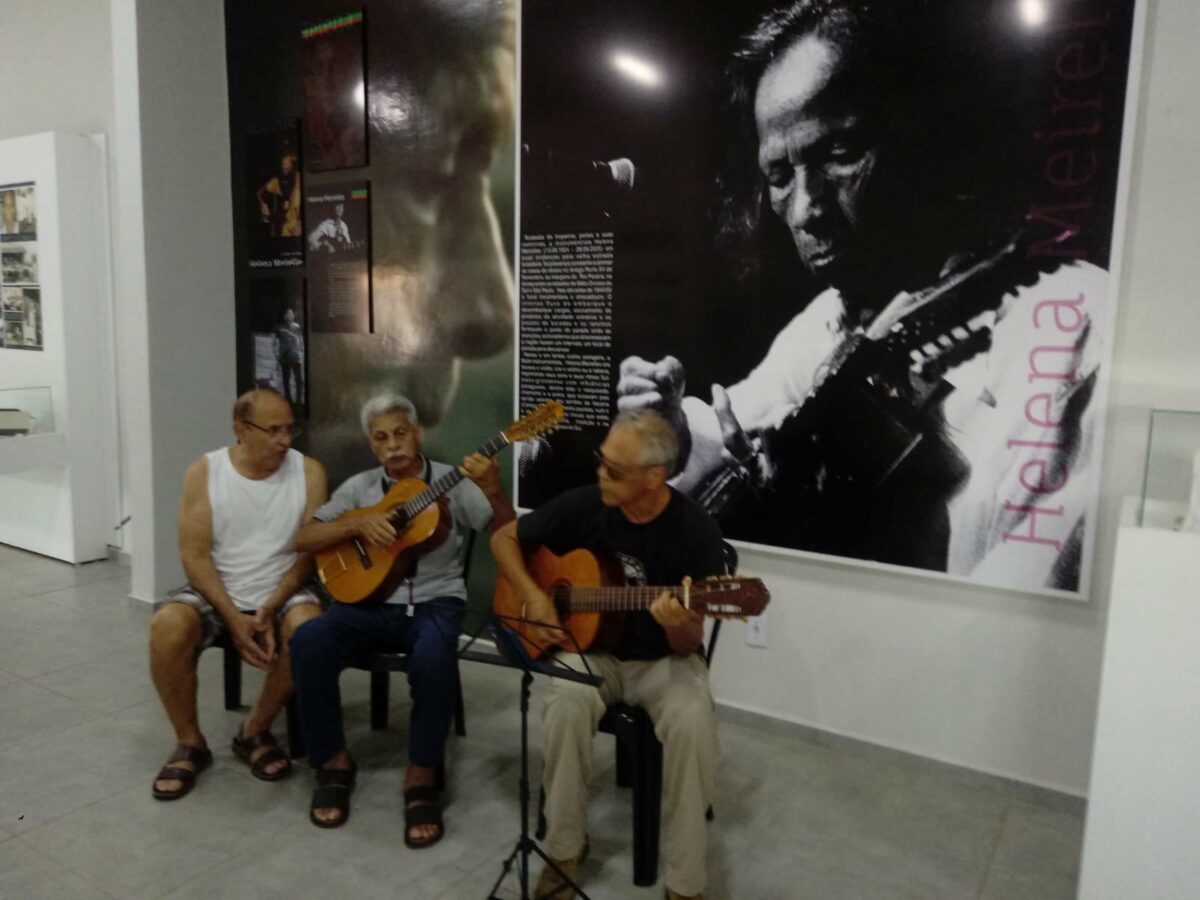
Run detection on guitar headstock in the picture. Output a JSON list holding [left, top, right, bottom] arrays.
[[505, 401, 566, 442], [693, 577, 770, 618]]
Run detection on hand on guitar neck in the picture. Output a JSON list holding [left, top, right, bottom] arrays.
[[650, 577, 705, 656], [519, 579, 701, 655]]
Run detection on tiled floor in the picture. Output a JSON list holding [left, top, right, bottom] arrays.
[[0, 543, 1085, 899]]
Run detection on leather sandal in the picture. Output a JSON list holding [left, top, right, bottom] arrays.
[[403, 784, 445, 849], [152, 744, 213, 801], [231, 726, 291, 781], [310, 762, 357, 829]]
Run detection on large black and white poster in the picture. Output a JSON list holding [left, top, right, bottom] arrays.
[[517, 0, 1141, 597]]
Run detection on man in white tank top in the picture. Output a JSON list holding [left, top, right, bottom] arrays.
[[148, 389, 329, 801], [290, 393, 514, 843]]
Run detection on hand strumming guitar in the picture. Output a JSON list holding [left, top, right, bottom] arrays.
[[355, 512, 398, 548], [520, 583, 563, 652]]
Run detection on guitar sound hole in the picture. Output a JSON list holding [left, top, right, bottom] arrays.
[[550, 583, 570, 618]]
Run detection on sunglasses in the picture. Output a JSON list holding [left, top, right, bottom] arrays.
[[593, 449, 664, 481]]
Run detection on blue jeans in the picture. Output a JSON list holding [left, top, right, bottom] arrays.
[[289, 598, 465, 769]]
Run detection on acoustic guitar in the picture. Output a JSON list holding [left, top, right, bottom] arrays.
[[316, 401, 564, 604], [493, 547, 770, 659]]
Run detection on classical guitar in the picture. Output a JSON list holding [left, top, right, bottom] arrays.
[[316, 401, 565, 604], [493, 547, 770, 659]]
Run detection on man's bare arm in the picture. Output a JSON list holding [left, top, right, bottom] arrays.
[[490, 520, 538, 599], [178, 457, 272, 668], [459, 452, 515, 534], [294, 512, 396, 554], [259, 457, 327, 614], [490, 520, 560, 644], [178, 457, 239, 622]]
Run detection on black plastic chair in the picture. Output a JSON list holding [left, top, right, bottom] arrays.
[[346, 648, 467, 738], [538, 540, 737, 887]]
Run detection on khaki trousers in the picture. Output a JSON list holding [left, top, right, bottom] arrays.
[[540, 651, 718, 897]]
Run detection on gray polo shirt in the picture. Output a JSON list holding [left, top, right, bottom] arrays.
[[314, 459, 493, 604]]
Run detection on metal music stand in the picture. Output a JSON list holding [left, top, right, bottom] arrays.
[[470, 614, 601, 900]]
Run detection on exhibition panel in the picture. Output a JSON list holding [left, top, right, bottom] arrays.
[[0, 132, 112, 563]]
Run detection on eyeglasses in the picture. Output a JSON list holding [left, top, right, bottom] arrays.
[[241, 420, 301, 439], [593, 449, 664, 481]]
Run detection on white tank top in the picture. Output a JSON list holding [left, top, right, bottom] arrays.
[[206, 447, 307, 610]]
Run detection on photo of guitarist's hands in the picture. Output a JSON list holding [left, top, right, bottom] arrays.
[[616, 355, 688, 437], [711, 385, 752, 466], [354, 512, 397, 548]]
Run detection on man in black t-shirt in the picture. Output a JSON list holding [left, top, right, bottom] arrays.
[[491, 410, 724, 900]]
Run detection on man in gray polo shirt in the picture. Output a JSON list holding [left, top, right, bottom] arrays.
[[290, 392, 514, 844]]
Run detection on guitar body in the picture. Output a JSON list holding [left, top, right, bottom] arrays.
[[315, 478, 451, 604], [493, 547, 626, 660]]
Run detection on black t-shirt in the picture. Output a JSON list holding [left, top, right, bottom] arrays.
[[516, 485, 725, 660]]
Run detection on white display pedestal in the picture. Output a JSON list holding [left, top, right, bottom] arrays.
[[1077, 497, 1200, 898], [0, 433, 68, 474], [0, 132, 112, 563]]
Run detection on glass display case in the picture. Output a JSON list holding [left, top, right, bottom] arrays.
[[1139, 408, 1200, 530], [0, 384, 54, 436]]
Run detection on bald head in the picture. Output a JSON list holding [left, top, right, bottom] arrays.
[[233, 387, 290, 424]]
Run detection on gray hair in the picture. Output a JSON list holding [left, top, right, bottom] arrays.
[[613, 409, 679, 472], [360, 393, 419, 434]]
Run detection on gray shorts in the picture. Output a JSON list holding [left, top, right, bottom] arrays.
[[155, 586, 323, 652]]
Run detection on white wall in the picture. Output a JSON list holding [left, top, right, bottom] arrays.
[[110, 0, 236, 601], [0, 0, 234, 594], [0, 133, 111, 563], [0, 1, 113, 138], [712, 0, 1200, 796], [1078, 507, 1200, 899], [0, 0, 126, 553]]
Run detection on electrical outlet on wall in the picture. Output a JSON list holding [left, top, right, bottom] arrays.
[[746, 610, 768, 648]]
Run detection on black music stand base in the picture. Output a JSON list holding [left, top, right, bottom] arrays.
[[487, 669, 591, 900]]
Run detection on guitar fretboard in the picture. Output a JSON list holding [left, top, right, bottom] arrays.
[[556, 583, 740, 613], [393, 433, 509, 522]]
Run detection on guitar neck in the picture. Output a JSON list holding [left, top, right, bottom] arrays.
[[559, 582, 733, 614], [398, 432, 509, 519]]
